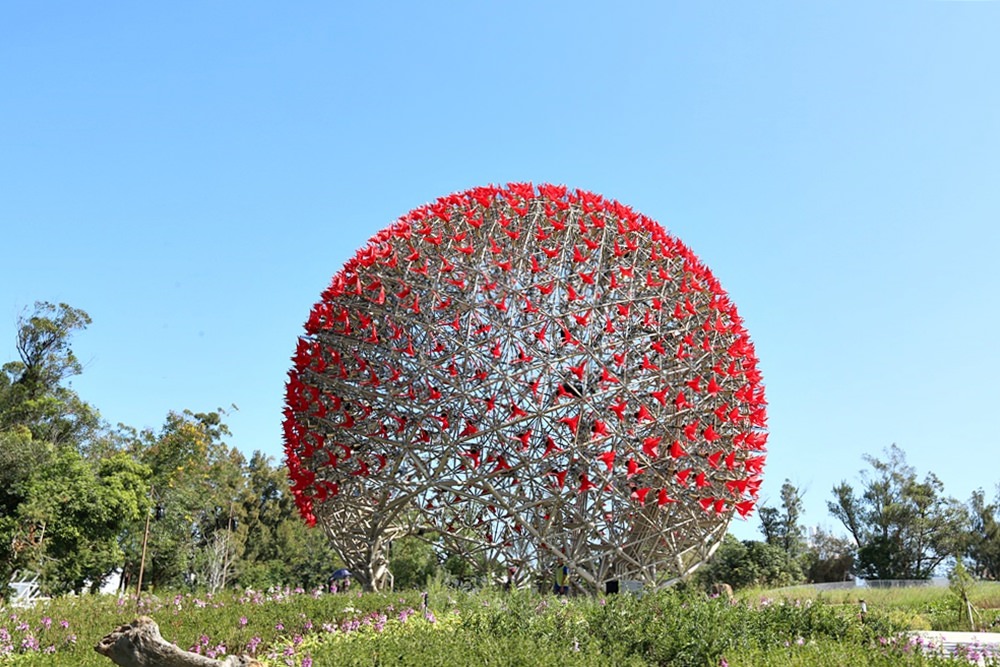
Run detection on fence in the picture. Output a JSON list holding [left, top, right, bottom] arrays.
[[772, 578, 949, 594], [6, 571, 45, 608]]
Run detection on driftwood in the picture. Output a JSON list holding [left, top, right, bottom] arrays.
[[95, 616, 263, 667]]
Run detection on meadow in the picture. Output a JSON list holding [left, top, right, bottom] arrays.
[[2, 582, 999, 666]]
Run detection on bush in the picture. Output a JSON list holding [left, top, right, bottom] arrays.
[[1, 584, 987, 666]]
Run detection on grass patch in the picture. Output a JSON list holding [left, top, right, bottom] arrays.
[[2, 583, 998, 665], [746, 581, 1000, 631]]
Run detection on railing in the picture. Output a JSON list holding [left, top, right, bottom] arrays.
[[7, 570, 45, 608], [862, 578, 948, 589], [771, 577, 949, 593]]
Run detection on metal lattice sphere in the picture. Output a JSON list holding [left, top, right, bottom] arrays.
[[284, 184, 767, 592]]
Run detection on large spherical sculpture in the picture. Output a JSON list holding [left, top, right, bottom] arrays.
[[283, 183, 766, 592]]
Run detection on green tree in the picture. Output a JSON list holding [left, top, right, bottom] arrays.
[[948, 558, 976, 630], [234, 451, 341, 591], [967, 487, 1000, 580], [17, 449, 148, 594], [0, 302, 108, 596], [0, 302, 350, 596], [0, 428, 52, 594], [389, 536, 438, 590], [231, 451, 289, 588], [272, 513, 342, 591], [758, 479, 806, 558], [802, 527, 855, 583], [125, 426, 342, 593], [124, 409, 244, 591], [0, 302, 99, 448], [697, 534, 803, 591], [828, 444, 969, 580]]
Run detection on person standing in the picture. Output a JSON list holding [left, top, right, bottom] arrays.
[[554, 563, 569, 595]]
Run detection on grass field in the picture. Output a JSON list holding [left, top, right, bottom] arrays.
[[757, 581, 1000, 633], [2, 582, 999, 665]]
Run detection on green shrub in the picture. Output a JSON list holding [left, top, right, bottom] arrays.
[[1, 583, 990, 666]]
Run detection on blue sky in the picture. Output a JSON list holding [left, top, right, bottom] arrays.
[[3, 2, 998, 541]]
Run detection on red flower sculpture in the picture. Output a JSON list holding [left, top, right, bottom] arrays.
[[284, 183, 767, 592]]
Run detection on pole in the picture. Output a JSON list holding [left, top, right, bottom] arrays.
[[136, 510, 151, 603], [220, 501, 234, 591], [135, 484, 155, 607]]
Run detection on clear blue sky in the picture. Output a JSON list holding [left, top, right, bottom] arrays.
[[3, 2, 998, 541]]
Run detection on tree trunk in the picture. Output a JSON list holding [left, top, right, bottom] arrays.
[[95, 616, 263, 667]]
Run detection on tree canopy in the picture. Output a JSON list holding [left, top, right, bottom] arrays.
[[828, 444, 969, 580], [0, 302, 339, 599]]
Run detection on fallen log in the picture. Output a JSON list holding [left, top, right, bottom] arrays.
[[95, 616, 263, 667]]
